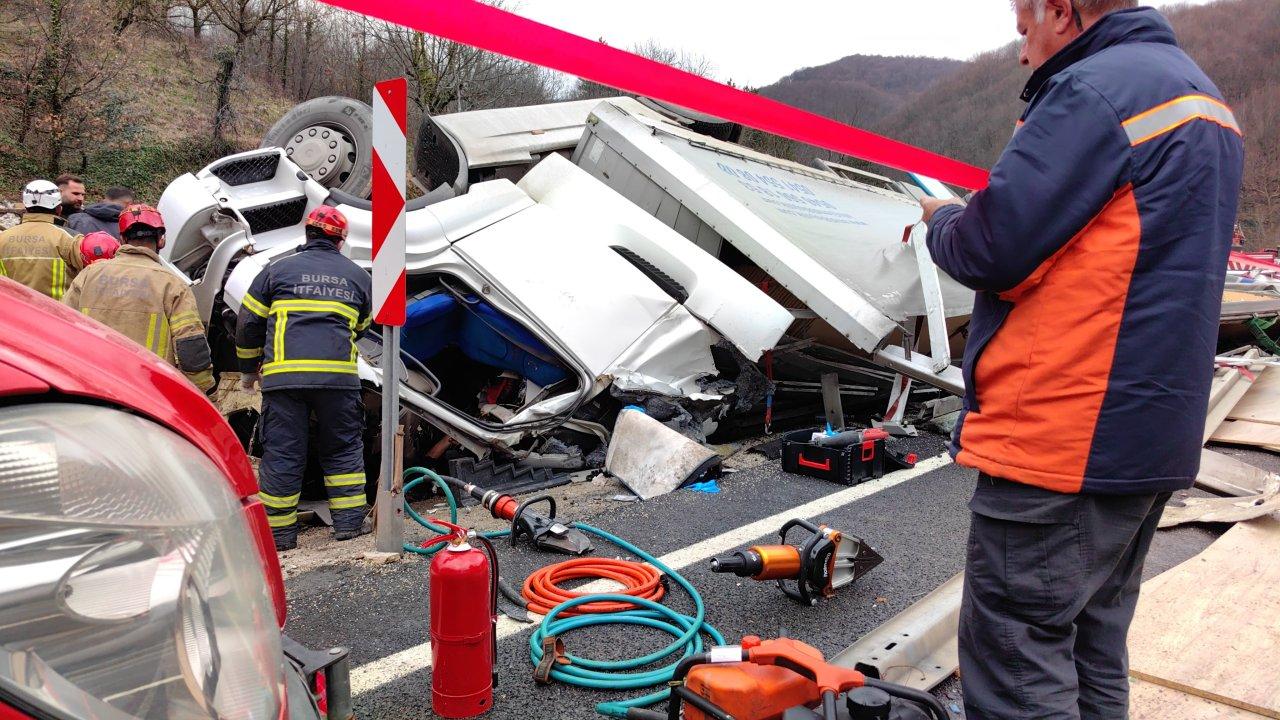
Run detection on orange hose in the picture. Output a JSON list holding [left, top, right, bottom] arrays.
[[522, 557, 665, 615]]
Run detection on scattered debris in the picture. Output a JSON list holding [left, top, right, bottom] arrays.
[[1197, 448, 1276, 497], [604, 408, 720, 500], [361, 551, 401, 565], [1160, 474, 1280, 528]]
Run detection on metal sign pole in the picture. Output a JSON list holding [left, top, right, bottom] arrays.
[[371, 77, 408, 554]]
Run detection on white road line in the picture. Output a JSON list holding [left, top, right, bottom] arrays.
[[348, 453, 952, 695]]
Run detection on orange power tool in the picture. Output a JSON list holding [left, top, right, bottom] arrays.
[[709, 519, 883, 605]]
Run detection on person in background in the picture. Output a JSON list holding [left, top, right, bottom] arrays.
[[919, 1, 1245, 718], [0, 179, 84, 299], [54, 174, 86, 221], [67, 186, 134, 239], [63, 204, 214, 392]]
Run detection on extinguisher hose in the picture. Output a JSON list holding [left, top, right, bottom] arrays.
[[528, 522, 725, 718], [473, 533, 502, 689], [400, 467, 510, 556]]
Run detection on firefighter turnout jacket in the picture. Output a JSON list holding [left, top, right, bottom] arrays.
[[235, 239, 373, 389], [63, 245, 215, 390], [0, 212, 84, 299]]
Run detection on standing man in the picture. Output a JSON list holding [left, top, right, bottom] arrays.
[[54, 174, 86, 221], [920, 1, 1244, 718], [0, 180, 84, 299], [235, 205, 374, 551], [63, 204, 215, 392], [67, 186, 134, 239]]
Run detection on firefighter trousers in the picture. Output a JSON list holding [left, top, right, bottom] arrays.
[[258, 388, 367, 546]]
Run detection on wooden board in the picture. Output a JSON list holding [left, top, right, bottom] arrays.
[[1131, 678, 1269, 720], [1198, 449, 1272, 496], [1128, 518, 1280, 717], [1204, 355, 1263, 443], [1228, 368, 1280, 426], [1210, 418, 1280, 452]]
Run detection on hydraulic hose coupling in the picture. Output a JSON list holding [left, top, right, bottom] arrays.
[[709, 519, 883, 606]]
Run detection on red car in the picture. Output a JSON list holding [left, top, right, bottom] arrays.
[[0, 278, 350, 720]]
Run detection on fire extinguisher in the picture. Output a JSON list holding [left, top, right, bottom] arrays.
[[428, 520, 499, 718]]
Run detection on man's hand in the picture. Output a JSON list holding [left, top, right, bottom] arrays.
[[919, 196, 965, 224], [240, 372, 262, 391]]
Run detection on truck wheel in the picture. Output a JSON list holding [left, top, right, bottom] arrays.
[[261, 96, 374, 198]]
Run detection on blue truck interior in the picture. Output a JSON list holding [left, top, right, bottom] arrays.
[[401, 291, 570, 388]]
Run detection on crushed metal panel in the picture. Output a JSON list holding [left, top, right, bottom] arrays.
[[430, 98, 616, 171], [517, 154, 792, 361], [451, 202, 679, 377], [575, 98, 974, 353]]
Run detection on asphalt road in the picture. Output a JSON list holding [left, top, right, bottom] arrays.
[[281, 432, 1226, 720]]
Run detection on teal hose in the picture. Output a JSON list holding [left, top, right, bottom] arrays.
[[529, 522, 724, 718], [401, 466, 509, 555]]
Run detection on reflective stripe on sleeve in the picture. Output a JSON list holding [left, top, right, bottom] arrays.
[[237, 346, 264, 359], [241, 292, 270, 318], [1123, 94, 1241, 146], [170, 310, 202, 332]]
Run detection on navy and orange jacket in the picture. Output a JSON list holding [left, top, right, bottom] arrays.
[[926, 8, 1244, 495]]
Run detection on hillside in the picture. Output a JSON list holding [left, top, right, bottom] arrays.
[[872, 0, 1280, 243], [757, 55, 963, 128], [0, 17, 293, 205]]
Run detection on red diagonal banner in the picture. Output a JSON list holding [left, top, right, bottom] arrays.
[[318, 0, 990, 190]]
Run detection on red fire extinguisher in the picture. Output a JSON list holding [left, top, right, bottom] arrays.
[[428, 520, 499, 718]]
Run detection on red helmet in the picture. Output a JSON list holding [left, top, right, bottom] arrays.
[[304, 205, 348, 241], [118, 204, 165, 240], [80, 231, 120, 266]]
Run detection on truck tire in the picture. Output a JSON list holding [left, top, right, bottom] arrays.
[[261, 96, 375, 198]]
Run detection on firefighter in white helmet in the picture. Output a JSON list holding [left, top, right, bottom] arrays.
[[0, 180, 85, 299]]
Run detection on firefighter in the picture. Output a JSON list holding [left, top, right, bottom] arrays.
[[0, 180, 85, 299], [63, 204, 215, 392], [235, 205, 374, 551]]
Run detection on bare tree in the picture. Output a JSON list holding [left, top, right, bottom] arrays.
[[206, 0, 291, 142], [571, 39, 716, 101]]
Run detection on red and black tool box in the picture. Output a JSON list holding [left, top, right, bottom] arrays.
[[780, 428, 916, 485]]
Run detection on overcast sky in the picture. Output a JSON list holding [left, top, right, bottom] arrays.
[[511, 0, 1219, 87]]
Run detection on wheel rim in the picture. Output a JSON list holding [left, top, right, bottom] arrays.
[[283, 124, 358, 188]]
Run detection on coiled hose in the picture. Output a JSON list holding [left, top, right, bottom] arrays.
[[401, 466, 509, 555], [529, 523, 724, 718], [402, 467, 723, 717]]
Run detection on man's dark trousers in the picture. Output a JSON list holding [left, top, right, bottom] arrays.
[[258, 388, 367, 546], [959, 474, 1170, 720]]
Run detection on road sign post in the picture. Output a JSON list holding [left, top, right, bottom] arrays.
[[372, 77, 408, 554]]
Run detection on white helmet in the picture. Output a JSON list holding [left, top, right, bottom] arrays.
[[22, 180, 61, 211]]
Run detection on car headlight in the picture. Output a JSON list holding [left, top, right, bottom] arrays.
[[0, 403, 283, 719]]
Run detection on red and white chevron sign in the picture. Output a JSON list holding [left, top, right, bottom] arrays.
[[372, 77, 407, 326]]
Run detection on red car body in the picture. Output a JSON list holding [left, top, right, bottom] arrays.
[[0, 278, 287, 624]]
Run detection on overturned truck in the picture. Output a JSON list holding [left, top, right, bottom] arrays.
[[157, 96, 971, 490]]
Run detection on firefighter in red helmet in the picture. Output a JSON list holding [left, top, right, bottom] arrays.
[[79, 231, 120, 266], [63, 204, 215, 392], [235, 205, 374, 550]]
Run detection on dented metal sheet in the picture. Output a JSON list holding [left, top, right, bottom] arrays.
[[574, 98, 974, 352], [517, 153, 792, 361]]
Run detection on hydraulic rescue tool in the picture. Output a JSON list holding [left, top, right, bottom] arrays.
[[633, 636, 948, 720], [426, 520, 499, 718], [451, 479, 594, 555], [709, 519, 883, 605]]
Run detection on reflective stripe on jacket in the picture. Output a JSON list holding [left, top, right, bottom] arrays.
[[62, 245, 214, 391], [234, 239, 373, 391], [0, 213, 84, 299], [926, 8, 1245, 495]]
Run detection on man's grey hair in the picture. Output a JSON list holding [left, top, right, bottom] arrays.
[[1012, 0, 1138, 22]]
